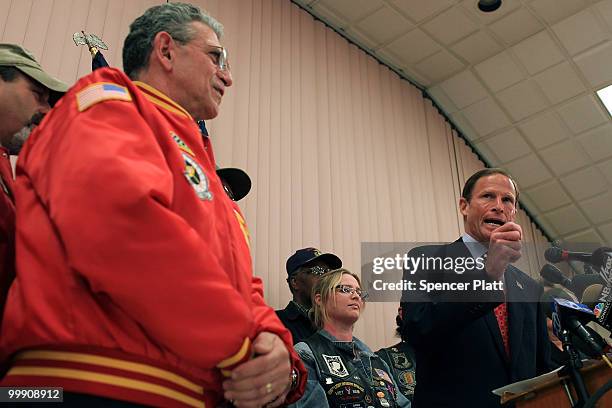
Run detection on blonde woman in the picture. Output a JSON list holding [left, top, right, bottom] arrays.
[[289, 269, 410, 408]]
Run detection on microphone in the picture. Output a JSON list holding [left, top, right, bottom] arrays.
[[545, 247, 592, 264], [593, 247, 612, 286], [545, 246, 612, 271], [540, 264, 572, 290], [552, 298, 608, 359], [540, 287, 575, 318]]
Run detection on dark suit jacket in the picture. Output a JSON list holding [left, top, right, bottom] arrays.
[[400, 239, 552, 408], [276, 301, 316, 345]]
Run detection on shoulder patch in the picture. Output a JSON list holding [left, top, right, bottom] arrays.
[[76, 82, 132, 112]]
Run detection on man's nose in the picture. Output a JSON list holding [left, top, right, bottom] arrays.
[[492, 197, 504, 212], [39, 100, 51, 115], [218, 69, 233, 87]]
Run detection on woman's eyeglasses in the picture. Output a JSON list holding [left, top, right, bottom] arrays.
[[335, 284, 368, 300]]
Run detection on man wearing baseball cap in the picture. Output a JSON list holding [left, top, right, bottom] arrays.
[[277, 247, 342, 344], [0, 43, 68, 324]]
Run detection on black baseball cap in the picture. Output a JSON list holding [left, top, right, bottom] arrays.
[[286, 247, 342, 276], [216, 167, 251, 201]]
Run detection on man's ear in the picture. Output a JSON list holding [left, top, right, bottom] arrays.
[[459, 197, 469, 218], [151, 31, 175, 71], [289, 275, 299, 292]]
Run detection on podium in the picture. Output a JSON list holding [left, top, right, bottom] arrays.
[[500, 360, 611, 407]]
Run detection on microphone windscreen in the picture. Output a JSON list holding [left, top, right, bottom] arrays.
[[581, 284, 604, 308], [591, 247, 612, 269], [545, 247, 563, 263], [540, 264, 567, 285]]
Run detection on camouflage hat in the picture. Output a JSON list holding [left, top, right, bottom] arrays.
[[0, 43, 69, 105]]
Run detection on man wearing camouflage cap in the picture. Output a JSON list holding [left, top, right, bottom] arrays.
[[0, 44, 68, 324]]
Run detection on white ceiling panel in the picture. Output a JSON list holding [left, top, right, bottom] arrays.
[[560, 166, 608, 200], [488, 7, 543, 46], [461, 98, 511, 137], [539, 140, 592, 176], [533, 62, 587, 105], [451, 30, 504, 65], [384, 28, 441, 65], [544, 205, 590, 235], [598, 221, 612, 244], [525, 180, 572, 212], [553, 9, 609, 55], [598, 158, 612, 185], [427, 85, 458, 114], [439, 70, 489, 109], [421, 6, 478, 45], [496, 80, 549, 121], [512, 30, 565, 75], [450, 112, 480, 141], [388, 0, 455, 23], [474, 51, 525, 92], [563, 229, 604, 244], [580, 191, 612, 224], [309, 2, 349, 28], [519, 111, 571, 148], [574, 41, 612, 88], [316, 0, 383, 23], [504, 154, 553, 188], [474, 141, 501, 165], [355, 5, 413, 45], [414, 49, 464, 83], [483, 128, 531, 163], [344, 27, 378, 49], [578, 124, 612, 161], [557, 95, 609, 134], [534, 215, 560, 237], [529, 0, 592, 25], [597, 0, 612, 30]]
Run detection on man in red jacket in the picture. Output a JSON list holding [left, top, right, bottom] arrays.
[[0, 44, 67, 326], [0, 3, 305, 407]]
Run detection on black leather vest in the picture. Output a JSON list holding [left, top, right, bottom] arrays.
[[376, 342, 416, 401], [305, 332, 399, 408]]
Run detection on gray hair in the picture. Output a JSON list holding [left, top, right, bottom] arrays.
[[122, 2, 223, 79]]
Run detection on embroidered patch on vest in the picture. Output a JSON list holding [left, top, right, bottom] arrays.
[[374, 368, 392, 384], [391, 351, 413, 369], [76, 82, 131, 111], [182, 153, 212, 201], [326, 381, 365, 404], [322, 354, 349, 378]]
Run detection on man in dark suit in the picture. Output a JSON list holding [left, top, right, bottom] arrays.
[[276, 247, 342, 344], [401, 168, 553, 408]]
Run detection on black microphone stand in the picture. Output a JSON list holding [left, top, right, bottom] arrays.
[[559, 328, 590, 408]]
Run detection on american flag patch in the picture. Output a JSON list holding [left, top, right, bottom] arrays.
[[76, 82, 131, 111]]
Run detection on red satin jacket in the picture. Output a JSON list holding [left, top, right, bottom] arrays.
[[0, 68, 305, 407], [0, 148, 15, 328]]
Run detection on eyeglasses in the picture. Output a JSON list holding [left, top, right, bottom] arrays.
[[335, 284, 368, 300], [305, 265, 331, 276], [205, 44, 230, 72]]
